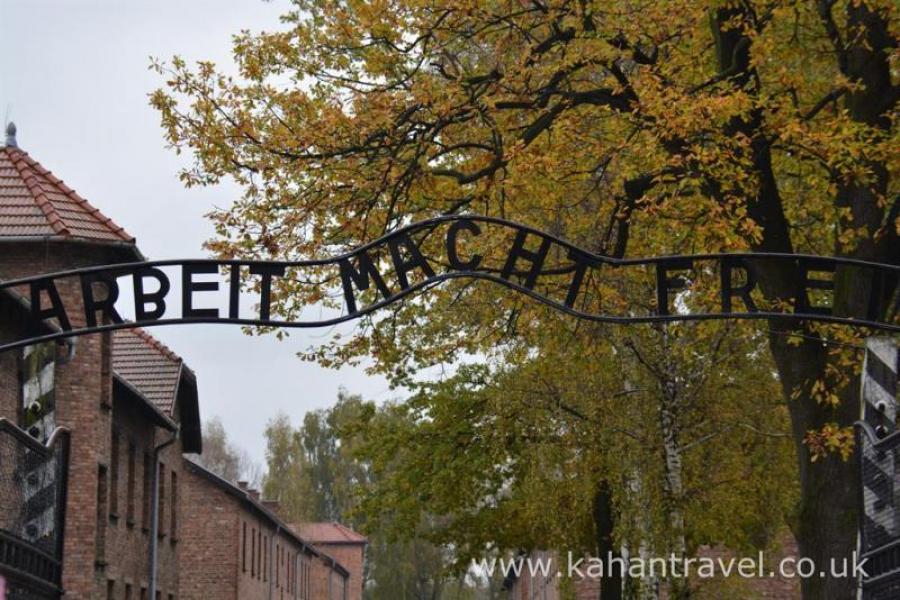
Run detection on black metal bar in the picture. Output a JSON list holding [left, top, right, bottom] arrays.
[[2, 215, 898, 283], [0, 420, 62, 456], [53, 431, 69, 572], [0, 215, 897, 354]]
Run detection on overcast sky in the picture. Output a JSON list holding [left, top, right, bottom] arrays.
[[0, 0, 393, 465]]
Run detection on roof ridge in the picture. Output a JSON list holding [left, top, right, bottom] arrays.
[[294, 521, 367, 543], [184, 459, 350, 573], [10, 148, 134, 243], [8, 149, 70, 235], [111, 326, 186, 421], [333, 521, 366, 541], [126, 327, 182, 363]]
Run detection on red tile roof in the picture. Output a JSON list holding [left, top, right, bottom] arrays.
[[0, 145, 136, 245], [290, 522, 367, 545], [112, 328, 183, 416]]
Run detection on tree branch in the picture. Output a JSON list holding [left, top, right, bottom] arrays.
[[801, 87, 847, 121]]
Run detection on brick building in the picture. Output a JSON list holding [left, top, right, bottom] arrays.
[[290, 523, 366, 600], [179, 459, 356, 600], [0, 126, 365, 599], [0, 127, 199, 600], [105, 328, 202, 600]]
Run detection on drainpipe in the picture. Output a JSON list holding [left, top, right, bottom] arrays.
[[269, 522, 281, 600], [149, 428, 178, 599], [294, 552, 299, 600], [59, 337, 77, 364], [328, 562, 333, 600]]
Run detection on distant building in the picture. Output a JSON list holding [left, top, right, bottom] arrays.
[[290, 523, 367, 600], [0, 125, 364, 599], [180, 458, 356, 600], [502, 550, 562, 600]]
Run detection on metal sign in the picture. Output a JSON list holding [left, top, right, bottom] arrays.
[[0, 215, 898, 352], [857, 338, 900, 599]]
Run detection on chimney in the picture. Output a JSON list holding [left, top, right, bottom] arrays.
[[263, 500, 281, 515], [237, 481, 249, 490], [5, 122, 17, 148], [249, 489, 260, 502]]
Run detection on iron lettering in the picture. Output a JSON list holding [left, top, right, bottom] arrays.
[[1, 215, 896, 351]]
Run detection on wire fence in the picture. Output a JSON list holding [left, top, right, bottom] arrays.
[[0, 419, 69, 599], [859, 424, 900, 600]]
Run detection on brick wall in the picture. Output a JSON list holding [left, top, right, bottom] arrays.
[[309, 556, 342, 600], [271, 531, 302, 600], [179, 461, 337, 600], [307, 544, 362, 600], [0, 241, 179, 600], [179, 462, 240, 600], [0, 242, 120, 599], [505, 550, 559, 600], [155, 432, 188, 599], [234, 507, 272, 600], [99, 389, 156, 597], [97, 387, 189, 600]]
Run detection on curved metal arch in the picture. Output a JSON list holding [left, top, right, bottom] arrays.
[[0, 214, 897, 353], [2, 214, 898, 285]]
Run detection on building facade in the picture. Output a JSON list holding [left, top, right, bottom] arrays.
[[179, 460, 355, 600], [0, 133, 200, 600], [290, 524, 366, 600], [102, 328, 203, 600], [0, 128, 364, 599]]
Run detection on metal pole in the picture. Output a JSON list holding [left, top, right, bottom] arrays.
[[148, 430, 177, 600]]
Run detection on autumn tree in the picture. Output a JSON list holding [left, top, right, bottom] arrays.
[[263, 390, 369, 522], [192, 416, 262, 487], [261, 392, 466, 599], [152, 1, 898, 597], [613, 323, 798, 598], [352, 321, 796, 599]]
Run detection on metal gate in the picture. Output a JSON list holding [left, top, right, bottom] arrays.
[[857, 338, 900, 599], [0, 419, 69, 599]]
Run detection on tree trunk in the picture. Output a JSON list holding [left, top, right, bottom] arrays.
[[709, 3, 896, 596], [783, 4, 895, 598], [659, 336, 689, 600], [594, 482, 624, 600], [770, 336, 859, 599]]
